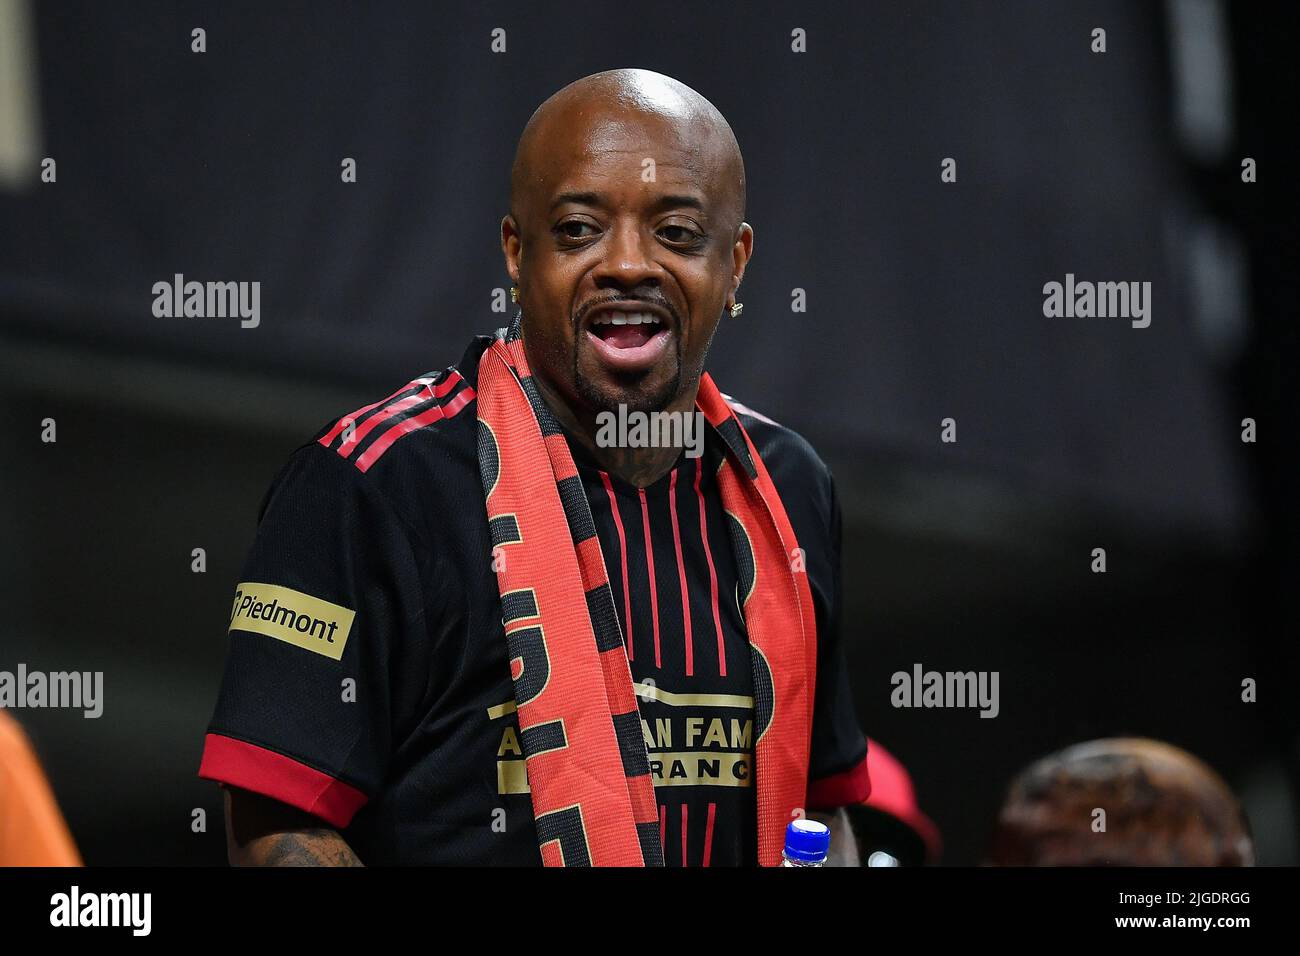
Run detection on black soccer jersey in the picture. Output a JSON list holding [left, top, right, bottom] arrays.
[[572, 438, 758, 865], [199, 333, 870, 865]]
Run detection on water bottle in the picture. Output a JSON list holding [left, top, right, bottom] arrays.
[[781, 818, 830, 866]]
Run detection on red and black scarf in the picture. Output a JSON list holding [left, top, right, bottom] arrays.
[[476, 328, 817, 866]]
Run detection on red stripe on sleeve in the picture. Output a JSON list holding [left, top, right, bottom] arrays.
[[354, 386, 476, 472], [198, 732, 368, 829], [317, 375, 435, 448], [431, 370, 465, 398], [334, 392, 429, 458]]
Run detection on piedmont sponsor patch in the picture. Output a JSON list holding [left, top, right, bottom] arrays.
[[228, 583, 355, 660]]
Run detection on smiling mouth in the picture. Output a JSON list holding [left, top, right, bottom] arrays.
[[588, 310, 665, 349], [583, 308, 673, 372]]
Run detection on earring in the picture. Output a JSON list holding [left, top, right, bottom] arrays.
[[510, 286, 519, 303], [729, 301, 744, 318]]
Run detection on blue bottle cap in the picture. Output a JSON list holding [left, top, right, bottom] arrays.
[[784, 818, 831, 862]]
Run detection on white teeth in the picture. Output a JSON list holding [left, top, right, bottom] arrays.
[[593, 311, 660, 326]]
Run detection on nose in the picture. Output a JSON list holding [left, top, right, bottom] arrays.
[[591, 219, 664, 292]]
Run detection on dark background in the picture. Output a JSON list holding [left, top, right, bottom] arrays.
[[1, 1, 1295, 865]]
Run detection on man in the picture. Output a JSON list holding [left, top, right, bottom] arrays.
[[199, 68, 870, 866], [986, 737, 1255, 866]]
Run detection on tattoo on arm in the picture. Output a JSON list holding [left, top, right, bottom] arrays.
[[258, 829, 362, 867], [224, 786, 363, 867]]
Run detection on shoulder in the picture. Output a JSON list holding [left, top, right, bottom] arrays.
[[725, 393, 836, 533], [265, 338, 493, 531], [311, 365, 478, 476]]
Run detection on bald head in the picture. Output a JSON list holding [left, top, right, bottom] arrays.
[[510, 69, 746, 231], [987, 738, 1255, 866], [499, 69, 755, 456]]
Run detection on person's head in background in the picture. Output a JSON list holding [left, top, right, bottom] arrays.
[[986, 737, 1254, 866]]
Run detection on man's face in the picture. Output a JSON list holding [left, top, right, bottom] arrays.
[[504, 108, 750, 416]]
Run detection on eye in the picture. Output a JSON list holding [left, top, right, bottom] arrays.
[[555, 219, 599, 241], [658, 223, 702, 246]]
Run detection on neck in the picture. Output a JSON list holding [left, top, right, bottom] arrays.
[[529, 373, 697, 488]]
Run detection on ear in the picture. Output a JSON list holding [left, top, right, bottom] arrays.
[[729, 222, 754, 305], [501, 214, 522, 285]]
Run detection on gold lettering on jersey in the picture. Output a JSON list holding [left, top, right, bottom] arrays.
[[632, 681, 752, 709], [489, 687, 756, 796], [682, 716, 753, 750], [497, 759, 528, 794], [498, 726, 523, 757], [641, 717, 671, 749], [648, 752, 753, 787], [228, 582, 355, 661]]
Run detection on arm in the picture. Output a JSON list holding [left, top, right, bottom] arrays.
[[200, 444, 429, 864], [224, 786, 362, 866]]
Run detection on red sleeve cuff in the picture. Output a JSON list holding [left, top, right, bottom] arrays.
[[198, 732, 368, 829], [806, 752, 872, 810]]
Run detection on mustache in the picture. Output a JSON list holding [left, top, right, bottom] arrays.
[[574, 294, 679, 328]]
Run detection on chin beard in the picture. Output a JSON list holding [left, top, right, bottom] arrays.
[[576, 368, 682, 416], [574, 332, 685, 415]]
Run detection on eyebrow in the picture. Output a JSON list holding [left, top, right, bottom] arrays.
[[549, 191, 706, 214]]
